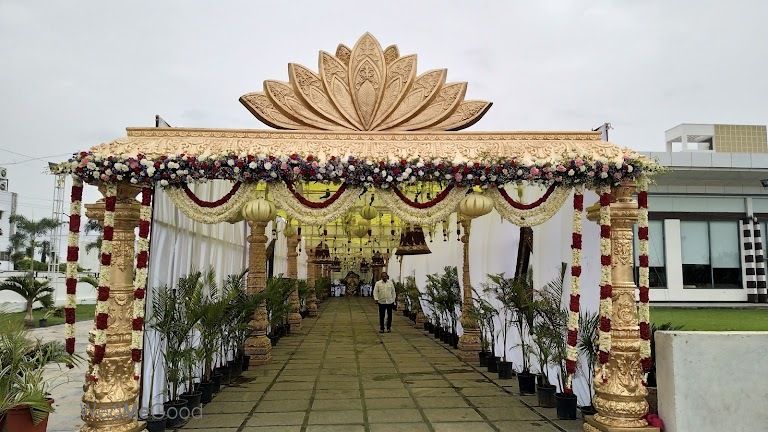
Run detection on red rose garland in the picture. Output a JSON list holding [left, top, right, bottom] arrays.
[[131, 187, 153, 380], [496, 183, 558, 210], [598, 186, 613, 374], [90, 183, 117, 381], [65, 177, 83, 355], [638, 185, 651, 375], [565, 186, 583, 393]]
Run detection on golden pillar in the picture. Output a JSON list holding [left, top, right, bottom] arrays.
[[286, 233, 302, 332], [457, 218, 481, 362], [584, 181, 658, 432], [245, 220, 272, 366], [307, 247, 318, 317], [81, 185, 143, 432]]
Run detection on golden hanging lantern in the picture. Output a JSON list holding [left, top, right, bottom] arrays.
[[352, 219, 370, 238], [283, 219, 297, 238], [241, 198, 276, 222], [395, 225, 431, 256], [360, 204, 379, 220], [458, 193, 494, 219]]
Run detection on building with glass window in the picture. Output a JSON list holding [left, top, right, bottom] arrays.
[[640, 123, 768, 302]]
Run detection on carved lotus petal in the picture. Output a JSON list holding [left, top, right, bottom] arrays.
[[240, 33, 491, 131]]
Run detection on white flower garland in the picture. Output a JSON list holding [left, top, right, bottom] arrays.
[[565, 185, 583, 392], [164, 182, 258, 223], [270, 182, 363, 226], [131, 187, 153, 380], [485, 185, 571, 227], [64, 177, 83, 354], [91, 183, 117, 381], [597, 185, 613, 376], [376, 187, 468, 226]]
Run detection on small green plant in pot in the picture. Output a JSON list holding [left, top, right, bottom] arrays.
[[531, 321, 558, 407], [483, 273, 530, 381], [577, 311, 600, 417], [470, 287, 499, 368]]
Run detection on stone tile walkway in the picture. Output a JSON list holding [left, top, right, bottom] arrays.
[[182, 297, 572, 432]]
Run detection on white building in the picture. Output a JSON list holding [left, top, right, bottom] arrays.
[[639, 123, 768, 302], [0, 166, 18, 271]]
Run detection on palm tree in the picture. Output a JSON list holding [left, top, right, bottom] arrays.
[[8, 215, 60, 274], [0, 276, 54, 327], [84, 219, 102, 254]]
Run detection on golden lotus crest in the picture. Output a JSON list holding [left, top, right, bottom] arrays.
[[240, 33, 492, 131]]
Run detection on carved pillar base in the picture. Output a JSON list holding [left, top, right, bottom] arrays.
[[286, 235, 302, 332], [457, 327, 482, 363], [246, 334, 273, 366], [245, 221, 271, 366], [415, 311, 426, 329], [81, 185, 143, 432], [307, 287, 319, 317], [584, 416, 658, 432]]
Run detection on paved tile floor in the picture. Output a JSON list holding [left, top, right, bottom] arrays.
[[181, 297, 574, 432]]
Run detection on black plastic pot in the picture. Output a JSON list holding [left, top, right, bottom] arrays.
[[517, 372, 536, 395], [199, 381, 213, 404], [219, 365, 232, 385], [580, 404, 597, 419], [555, 392, 578, 419], [144, 415, 166, 432], [452, 333, 459, 348], [478, 351, 489, 367], [537, 384, 557, 408], [242, 355, 251, 371], [38, 318, 48, 328], [163, 399, 187, 428], [497, 360, 514, 379], [211, 372, 222, 393], [180, 390, 202, 411], [487, 356, 500, 373], [270, 335, 278, 346], [229, 359, 242, 378]]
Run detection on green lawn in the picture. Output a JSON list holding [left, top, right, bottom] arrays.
[[651, 307, 768, 331], [1, 304, 97, 328]]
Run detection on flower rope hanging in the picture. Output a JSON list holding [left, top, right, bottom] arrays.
[[64, 177, 83, 355], [378, 186, 467, 226], [91, 183, 117, 381], [485, 184, 571, 227], [638, 182, 652, 376], [165, 182, 258, 224], [597, 185, 613, 376], [131, 187, 153, 380], [565, 185, 583, 393], [270, 182, 362, 226]]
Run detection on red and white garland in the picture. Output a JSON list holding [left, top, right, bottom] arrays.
[[131, 187, 153, 380], [91, 184, 117, 381], [598, 185, 613, 373], [64, 177, 83, 355], [638, 183, 651, 374], [565, 185, 583, 392]]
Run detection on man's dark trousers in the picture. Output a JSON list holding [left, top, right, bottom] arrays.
[[378, 302, 394, 331]]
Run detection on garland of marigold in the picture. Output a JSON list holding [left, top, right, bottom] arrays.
[[90, 183, 116, 381], [131, 187, 153, 380], [638, 183, 651, 375], [598, 185, 613, 374], [565, 186, 583, 393], [64, 177, 83, 355]]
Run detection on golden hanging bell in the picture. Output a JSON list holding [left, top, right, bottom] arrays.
[[395, 225, 431, 256]]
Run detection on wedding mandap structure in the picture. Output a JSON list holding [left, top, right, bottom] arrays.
[[54, 33, 660, 432]]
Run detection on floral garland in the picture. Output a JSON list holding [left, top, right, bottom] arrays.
[[131, 187, 153, 380], [377, 186, 467, 225], [165, 182, 258, 223], [65, 177, 83, 355], [565, 185, 583, 393], [485, 185, 571, 227], [270, 182, 363, 226], [182, 181, 241, 207], [598, 186, 613, 373], [56, 151, 657, 190], [91, 184, 116, 381], [638, 183, 651, 375], [391, 184, 455, 209], [496, 184, 558, 210], [286, 182, 348, 208]]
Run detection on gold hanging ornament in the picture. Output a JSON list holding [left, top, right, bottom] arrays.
[[242, 198, 277, 222], [395, 225, 431, 255], [458, 192, 494, 219]]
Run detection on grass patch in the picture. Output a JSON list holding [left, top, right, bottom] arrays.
[[651, 307, 768, 331], [1, 304, 97, 328]]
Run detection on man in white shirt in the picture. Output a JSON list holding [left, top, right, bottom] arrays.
[[373, 272, 396, 333]]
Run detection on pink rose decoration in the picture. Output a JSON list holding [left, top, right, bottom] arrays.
[[281, 162, 289, 170], [454, 173, 463, 182], [575, 158, 584, 167], [530, 167, 540, 176], [292, 167, 300, 175], [556, 164, 566, 172]]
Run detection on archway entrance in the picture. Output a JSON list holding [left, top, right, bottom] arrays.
[[54, 33, 659, 432]]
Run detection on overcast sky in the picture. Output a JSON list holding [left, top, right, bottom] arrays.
[[1, 0, 767, 217]]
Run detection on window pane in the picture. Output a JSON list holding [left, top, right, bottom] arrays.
[[709, 221, 741, 289], [633, 221, 667, 288], [681, 221, 711, 288]]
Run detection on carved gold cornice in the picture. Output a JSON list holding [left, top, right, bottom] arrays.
[[240, 33, 491, 131]]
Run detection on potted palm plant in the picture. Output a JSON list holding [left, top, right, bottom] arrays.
[[142, 320, 167, 431], [483, 274, 521, 381], [531, 321, 558, 408], [471, 288, 499, 368], [0, 276, 55, 327], [422, 274, 443, 339], [577, 311, 599, 417]]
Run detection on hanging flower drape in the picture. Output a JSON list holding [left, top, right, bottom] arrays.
[[638, 184, 651, 375], [565, 186, 583, 393], [597, 186, 613, 373], [377, 186, 467, 225], [165, 182, 258, 224], [486, 185, 571, 227], [270, 182, 363, 226], [91, 183, 116, 381], [64, 177, 83, 355], [131, 187, 153, 381]]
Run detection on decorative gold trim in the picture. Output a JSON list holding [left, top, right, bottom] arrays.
[[239, 33, 491, 131]]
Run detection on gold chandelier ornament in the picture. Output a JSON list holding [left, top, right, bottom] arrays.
[[240, 33, 491, 131], [360, 204, 379, 220], [395, 225, 431, 256], [458, 192, 494, 219], [241, 198, 277, 222]]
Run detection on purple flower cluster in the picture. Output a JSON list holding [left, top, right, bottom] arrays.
[[60, 151, 652, 189]]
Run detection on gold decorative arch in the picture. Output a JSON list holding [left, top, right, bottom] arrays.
[[240, 33, 492, 131]]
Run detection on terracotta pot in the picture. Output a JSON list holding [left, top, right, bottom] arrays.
[[4, 399, 53, 432]]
